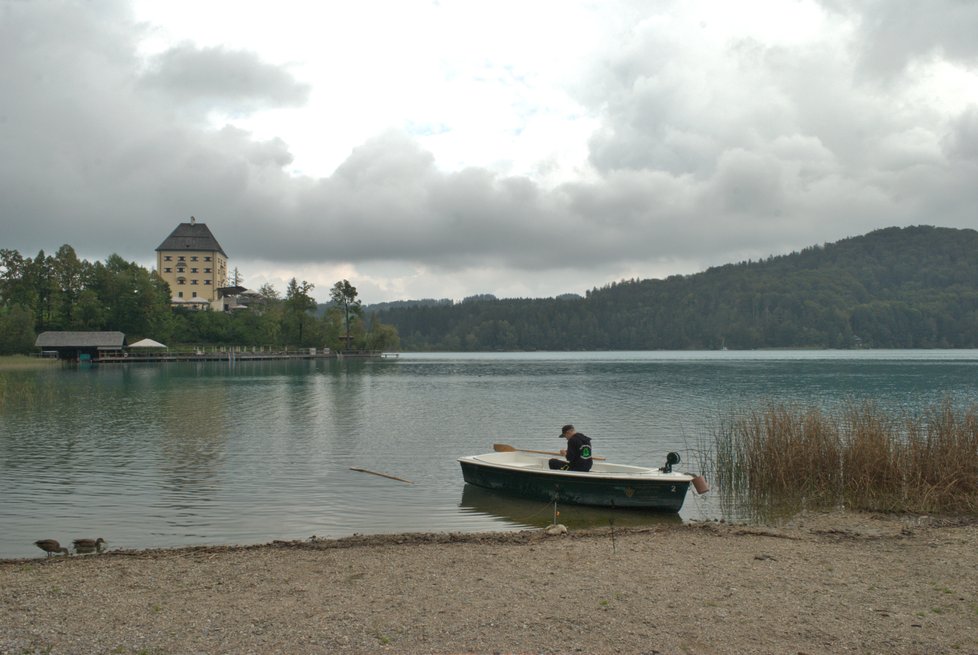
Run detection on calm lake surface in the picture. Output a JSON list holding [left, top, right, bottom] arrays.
[[3, 350, 978, 558]]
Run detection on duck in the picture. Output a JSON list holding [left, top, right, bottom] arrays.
[[34, 539, 70, 557], [72, 537, 107, 554]]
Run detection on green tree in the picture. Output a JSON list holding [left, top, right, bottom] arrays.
[[0, 305, 36, 354], [0, 248, 32, 309], [365, 319, 400, 352], [257, 282, 279, 302], [87, 255, 173, 340], [52, 244, 86, 328], [74, 289, 106, 329], [24, 250, 56, 331], [329, 279, 362, 352], [284, 278, 316, 345]]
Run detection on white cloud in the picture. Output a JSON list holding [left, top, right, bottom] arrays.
[[2, 0, 978, 304]]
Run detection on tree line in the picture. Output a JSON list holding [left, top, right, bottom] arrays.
[[0, 245, 399, 354], [6, 225, 973, 355], [370, 226, 978, 350]]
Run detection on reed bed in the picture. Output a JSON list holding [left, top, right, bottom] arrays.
[[0, 355, 59, 371], [0, 374, 59, 413], [0, 357, 61, 412], [714, 400, 978, 514]]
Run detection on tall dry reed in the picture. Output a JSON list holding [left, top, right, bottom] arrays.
[[901, 401, 978, 513], [713, 401, 978, 514]]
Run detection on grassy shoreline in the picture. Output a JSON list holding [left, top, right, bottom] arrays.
[[0, 355, 59, 370]]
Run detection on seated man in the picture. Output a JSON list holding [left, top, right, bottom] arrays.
[[549, 424, 594, 472]]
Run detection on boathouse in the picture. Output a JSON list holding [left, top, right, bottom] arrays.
[[35, 331, 127, 360]]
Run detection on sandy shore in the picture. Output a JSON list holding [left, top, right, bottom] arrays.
[[2, 511, 977, 654]]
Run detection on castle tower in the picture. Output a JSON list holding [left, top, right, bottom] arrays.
[[155, 216, 228, 308]]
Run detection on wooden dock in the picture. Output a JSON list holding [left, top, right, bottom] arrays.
[[93, 349, 392, 364], [95, 351, 329, 364]]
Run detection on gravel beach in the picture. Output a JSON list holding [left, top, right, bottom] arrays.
[[2, 511, 977, 654]]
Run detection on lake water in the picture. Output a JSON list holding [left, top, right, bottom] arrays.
[[3, 350, 978, 559]]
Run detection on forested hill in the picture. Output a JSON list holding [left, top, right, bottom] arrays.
[[371, 226, 978, 350]]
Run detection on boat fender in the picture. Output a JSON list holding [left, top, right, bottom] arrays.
[[691, 475, 710, 494], [545, 523, 567, 536]]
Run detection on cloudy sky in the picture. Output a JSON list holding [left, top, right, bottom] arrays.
[[2, 1, 977, 303]]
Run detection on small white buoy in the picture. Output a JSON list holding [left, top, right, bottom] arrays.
[[545, 523, 567, 535]]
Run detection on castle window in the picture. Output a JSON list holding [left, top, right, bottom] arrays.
[[191, 268, 198, 273], [191, 256, 198, 261], [164, 268, 172, 273], [178, 292, 183, 298], [191, 279, 198, 285], [164, 255, 172, 261], [204, 256, 212, 262], [177, 277, 186, 285], [204, 280, 212, 285], [192, 291, 198, 298], [178, 256, 185, 261], [204, 268, 211, 273], [177, 268, 184, 273]]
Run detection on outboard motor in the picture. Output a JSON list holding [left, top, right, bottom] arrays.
[[661, 451, 681, 473]]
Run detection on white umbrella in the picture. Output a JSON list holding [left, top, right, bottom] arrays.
[[129, 338, 167, 349]]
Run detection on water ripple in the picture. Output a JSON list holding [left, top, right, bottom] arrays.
[[4, 352, 978, 557]]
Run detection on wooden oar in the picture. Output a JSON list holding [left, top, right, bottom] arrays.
[[493, 443, 606, 460], [349, 467, 414, 484]]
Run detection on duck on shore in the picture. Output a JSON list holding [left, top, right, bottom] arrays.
[[73, 538, 107, 554], [34, 539, 70, 557]]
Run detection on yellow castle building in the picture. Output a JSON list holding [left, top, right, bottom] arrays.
[[155, 217, 228, 309]]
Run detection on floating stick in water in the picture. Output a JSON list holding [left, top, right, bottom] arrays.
[[349, 467, 414, 484]]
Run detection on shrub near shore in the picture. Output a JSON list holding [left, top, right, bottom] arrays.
[[714, 400, 978, 514]]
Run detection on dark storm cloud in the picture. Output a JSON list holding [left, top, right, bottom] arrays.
[[0, 1, 306, 266], [2, 0, 977, 301], [140, 44, 310, 112], [260, 132, 564, 267]]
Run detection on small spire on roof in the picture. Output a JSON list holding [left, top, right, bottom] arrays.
[[190, 215, 196, 225]]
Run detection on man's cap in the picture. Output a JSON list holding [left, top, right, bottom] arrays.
[[560, 424, 574, 437]]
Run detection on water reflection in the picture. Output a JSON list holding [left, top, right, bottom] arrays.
[[459, 484, 683, 530], [5, 352, 978, 558], [320, 359, 369, 446], [159, 382, 229, 496], [714, 488, 838, 526]]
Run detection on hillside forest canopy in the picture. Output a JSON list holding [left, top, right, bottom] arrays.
[[2, 225, 977, 354], [369, 226, 978, 351], [0, 245, 399, 354]]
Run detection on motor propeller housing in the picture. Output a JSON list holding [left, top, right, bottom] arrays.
[[662, 451, 681, 473]]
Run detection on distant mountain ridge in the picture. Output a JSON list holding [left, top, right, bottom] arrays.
[[372, 226, 978, 350]]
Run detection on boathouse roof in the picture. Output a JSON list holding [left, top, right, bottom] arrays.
[[36, 331, 127, 349]]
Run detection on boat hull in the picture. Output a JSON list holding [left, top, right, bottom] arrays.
[[459, 453, 691, 512]]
